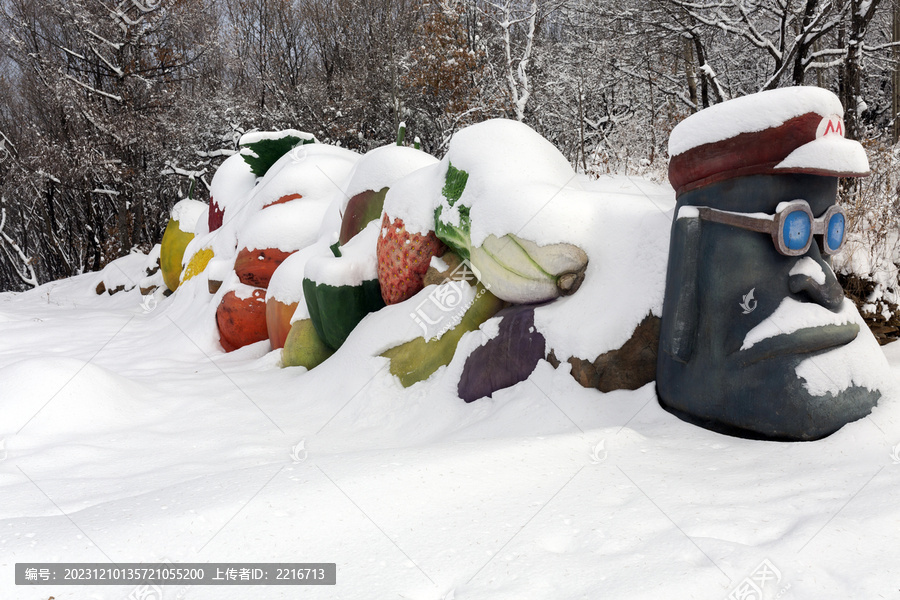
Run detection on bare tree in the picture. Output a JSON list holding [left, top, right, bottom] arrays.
[[481, 0, 539, 121]]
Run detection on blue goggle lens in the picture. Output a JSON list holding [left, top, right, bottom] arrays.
[[826, 212, 845, 253], [782, 210, 811, 251]]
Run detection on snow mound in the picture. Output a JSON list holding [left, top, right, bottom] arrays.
[[382, 162, 445, 235], [343, 144, 438, 203], [441, 119, 581, 247], [170, 199, 208, 233], [242, 144, 358, 215], [304, 220, 380, 287], [209, 152, 257, 214], [0, 357, 156, 440], [237, 199, 330, 253], [532, 175, 675, 360], [267, 240, 331, 309]]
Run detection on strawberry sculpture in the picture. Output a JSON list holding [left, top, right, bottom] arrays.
[[376, 214, 446, 305]]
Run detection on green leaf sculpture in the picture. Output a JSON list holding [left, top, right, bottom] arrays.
[[241, 133, 316, 177], [434, 163, 472, 261]]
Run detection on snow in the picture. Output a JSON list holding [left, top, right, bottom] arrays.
[[775, 133, 870, 174], [231, 281, 263, 301], [796, 306, 890, 396], [317, 194, 344, 248], [437, 119, 581, 248], [179, 232, 207, 272], [304, 220, 380, 288], [95, 251, 153, 292], [209, 152, 257, 215], [146, 243, 161, 265], [668, 86, 844, 157], [370, 159, 442, 237], [834, 228, 900, 311], [3, 128, 900, 599], [206, 255, 233, 285], [343, 145, 438, 203], [0, 202, 900, 600], [241, 144, 359, 215], [384, 119, 673, 360], [477, 314, 502, 341], [429, 254, 449, 272], [184, 144, 357, 288], [858, 0, 874, 16], [410, 281, 480, 342], [530, 174, 674, 361], [741, 297, 857, 351], [677, 205, 699, 219], [238, 129, 316, 147], [266, 241, 331, 309], [1, 259, 899, 600], [383, 119, 672, 360], [237, 199, 330, 253], [789, 257, 827, 285], [170, 199, 208, 234]]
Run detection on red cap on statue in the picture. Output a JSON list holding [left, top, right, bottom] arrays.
[[668, 86, 869, 197]]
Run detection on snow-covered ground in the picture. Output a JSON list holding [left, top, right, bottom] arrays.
[[3, 211, 900, 600]]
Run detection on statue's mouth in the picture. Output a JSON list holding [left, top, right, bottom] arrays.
[[732, 322, 859, 366]]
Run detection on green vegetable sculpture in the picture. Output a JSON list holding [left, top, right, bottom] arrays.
[[303, 276, 385, 351], [434, 163, 588, 304], [302, 222, 385, 351]]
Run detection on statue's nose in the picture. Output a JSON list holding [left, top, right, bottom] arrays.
[[788, 256, 844, 311]]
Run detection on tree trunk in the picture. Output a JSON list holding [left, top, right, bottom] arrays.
[[692, 36, 710, 108], [893, 0, 900, 143], [684, 38, 699, 109], [791, 0, 821, 85], [843, 0, 882, 141]]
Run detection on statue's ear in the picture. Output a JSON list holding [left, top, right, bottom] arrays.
[[660, 213, 701, 363]]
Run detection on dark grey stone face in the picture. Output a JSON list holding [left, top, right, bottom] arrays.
[[657, 174, 879, 441]]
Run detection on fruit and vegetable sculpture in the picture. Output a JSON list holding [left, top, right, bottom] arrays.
[[303, 221, 385, 350], [145, 119, 594, 401], [160, 199, 208, 292], [211, 134, 358, 351]]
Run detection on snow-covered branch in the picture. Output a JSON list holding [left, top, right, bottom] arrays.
[[91, 46, 125, 78], [0, 208, 38, 289], [161, 162, 208, 180], [62, 72, 123, 102], [196, 149, 238, 158], [86, 30, 123, 51]]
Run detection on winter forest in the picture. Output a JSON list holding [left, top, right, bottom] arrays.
[[1, 0, 900, 295]]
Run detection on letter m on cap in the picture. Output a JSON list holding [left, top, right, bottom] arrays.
[[818, 115, 844, 138]]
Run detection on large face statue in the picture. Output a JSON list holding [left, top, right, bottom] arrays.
[[657, 173, 878, 440], [657, 87, 884, 441]]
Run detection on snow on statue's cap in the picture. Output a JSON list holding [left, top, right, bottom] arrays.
[[668, 86, 869, 196]]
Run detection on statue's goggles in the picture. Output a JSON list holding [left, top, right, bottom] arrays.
[[696, 200, 846, 257]]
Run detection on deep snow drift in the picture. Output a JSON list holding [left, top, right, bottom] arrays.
[[1, 174, 900, 600]]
